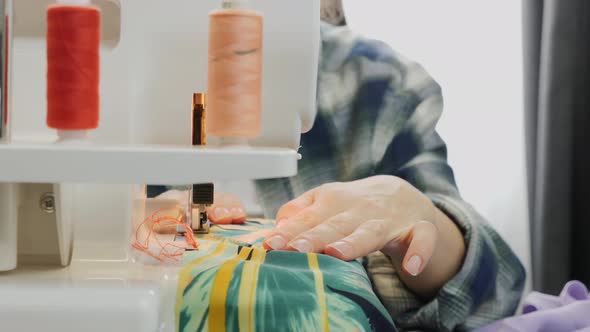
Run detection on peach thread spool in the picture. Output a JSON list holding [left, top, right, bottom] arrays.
[[207, 0, 263, 145]]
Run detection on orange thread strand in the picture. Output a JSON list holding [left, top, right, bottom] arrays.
[[132, 207, 199, 263]]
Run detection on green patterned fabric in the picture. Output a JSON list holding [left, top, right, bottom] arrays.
[[176, 220, 396, 332]]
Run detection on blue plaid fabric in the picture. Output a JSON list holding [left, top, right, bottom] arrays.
[[255, 22, 526, 331]]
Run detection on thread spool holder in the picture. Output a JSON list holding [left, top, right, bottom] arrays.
[[0, 142, 298, 184]]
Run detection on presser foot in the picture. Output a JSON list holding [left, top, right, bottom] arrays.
[[192, 209, 210, 234], [191, 184, 213, 235], [193, 223, 210, 234]]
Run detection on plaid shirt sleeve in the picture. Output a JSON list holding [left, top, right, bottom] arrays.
[[287, 23, 525, 331]]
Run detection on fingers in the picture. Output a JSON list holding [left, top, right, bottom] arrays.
[[323, 219, 391, 261], [285, 212, 361, 253], [208, 206, 233, 224], [401, 221, 437, 276], [385, 221, 438, 276], [264, 206, 324, 250], [207, 192, 247, 224], [275, 188, 317, 222], [229, 207, 247, 224], [322, 220, 438, 275], [266, 212, 438, 277]]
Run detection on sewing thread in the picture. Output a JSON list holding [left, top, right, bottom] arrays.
[[133, 207, 199, 263], [207, 9, 263, 138], [46, 5, 100, 130]]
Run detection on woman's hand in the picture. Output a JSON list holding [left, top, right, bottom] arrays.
[[263, 175, 465, 298], [207, 192, 247, 224], [153, 190, 247, 228]]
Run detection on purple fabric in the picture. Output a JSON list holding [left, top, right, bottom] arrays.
[[523, 280, 589, 313], [476, 281, 590, 332]]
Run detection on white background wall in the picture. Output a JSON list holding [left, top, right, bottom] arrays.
[[343, 1, 531, 277]]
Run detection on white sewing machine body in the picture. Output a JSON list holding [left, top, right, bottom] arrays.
[[0, 0, 320, 330]]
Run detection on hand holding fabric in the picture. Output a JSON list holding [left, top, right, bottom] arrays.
[[263, 175, 466, 298]]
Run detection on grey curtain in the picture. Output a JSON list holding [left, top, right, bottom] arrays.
[[524, 0, 590, 294]]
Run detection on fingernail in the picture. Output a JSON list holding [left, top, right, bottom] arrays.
[[405, 256, 423, 276], [214, 207, 230, 219], [265, 236, 287, 250], [328, 241, 352, 259], [289, 239, 313, 253]]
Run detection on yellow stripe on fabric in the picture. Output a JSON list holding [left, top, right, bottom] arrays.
[[175, 241, 228, 331], [238, 247, 267, 332], [209, 247, 254, 332], [308, 253, 329, 332]]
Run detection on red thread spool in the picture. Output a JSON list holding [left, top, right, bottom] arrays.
[[46, 5, 100, 130]]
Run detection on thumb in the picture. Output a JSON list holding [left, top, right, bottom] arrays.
[[383, 221, 438, 277]]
